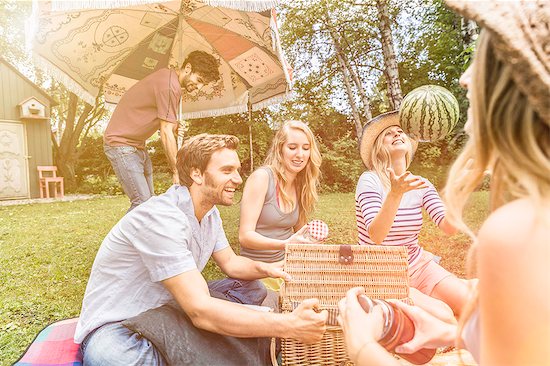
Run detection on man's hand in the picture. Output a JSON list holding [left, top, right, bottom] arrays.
[[288, 298, 328, 344], [387, 168, 428, 196], [261, 260, 291, 282]]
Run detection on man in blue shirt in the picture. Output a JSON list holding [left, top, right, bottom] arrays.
[[76, 133, 328, 364]]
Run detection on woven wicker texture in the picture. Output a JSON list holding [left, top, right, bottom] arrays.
[[280, 244, 410, 366]]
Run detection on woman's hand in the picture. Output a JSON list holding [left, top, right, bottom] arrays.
[[387, 168, 428, 196], [389, 300, 457, 353], [286, 224, 318, 244], [337, 287, 385, 359]]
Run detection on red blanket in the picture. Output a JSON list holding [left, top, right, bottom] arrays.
[[14, 318, 82, 366]]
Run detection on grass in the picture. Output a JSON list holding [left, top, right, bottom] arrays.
[[0, 191, 489, 365]]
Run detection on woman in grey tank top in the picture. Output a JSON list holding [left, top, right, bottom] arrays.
[[239, 120, 322, 290]]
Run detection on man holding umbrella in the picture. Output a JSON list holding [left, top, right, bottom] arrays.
[[103, 51, 220, 211]]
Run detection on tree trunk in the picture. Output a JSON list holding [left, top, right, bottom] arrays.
[[376, 0, 403, 110], [322, 11, 370, 141], [336, 53, 364, 140], [247, 99, 254, 174], [326, 23, 373, 124], [51, 91, 103, 189]]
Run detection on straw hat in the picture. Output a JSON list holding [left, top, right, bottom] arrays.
[[359, 111, 419, 170], [446, 0, 550, 123]]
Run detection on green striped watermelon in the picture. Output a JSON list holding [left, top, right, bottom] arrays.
[[399, 85, 459, 142]]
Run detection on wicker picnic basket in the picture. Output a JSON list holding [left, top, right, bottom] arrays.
[[279, 243, 410, 366]]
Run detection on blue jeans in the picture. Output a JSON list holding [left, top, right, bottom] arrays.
[[207, 278, 267, 305], [104, 145, 154, 212], [81, 279, 266, 365], [81, 322, 167, 366]]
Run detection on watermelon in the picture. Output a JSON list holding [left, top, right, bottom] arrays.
[[399, 85, 459, 142]]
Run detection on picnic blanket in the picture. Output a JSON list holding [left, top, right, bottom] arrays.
[[13, 318, 82, 366]]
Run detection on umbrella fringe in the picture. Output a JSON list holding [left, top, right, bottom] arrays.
[[180, 91, 292, 120], [51, 0, 167, 11], [251, 92, 293, 111], [32, 54, 97, 106], [204, 0, 279, 12], [182, 105, 248, 120], [50, 0, 279, 12]]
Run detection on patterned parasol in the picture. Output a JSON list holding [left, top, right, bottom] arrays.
[[27, 0, 292, 119]]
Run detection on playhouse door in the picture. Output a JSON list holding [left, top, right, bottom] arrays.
[[0, 121, 29, 199]]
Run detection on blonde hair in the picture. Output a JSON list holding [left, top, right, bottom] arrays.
[[443, 31, 550, 346], [368, 125, 414, 191], [177, 133, 239, 187], [264, 120, 322, 227]]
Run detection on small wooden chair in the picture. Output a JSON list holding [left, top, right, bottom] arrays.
[[37, 166, 64, 199]]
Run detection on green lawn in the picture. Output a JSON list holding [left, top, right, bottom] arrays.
[[0, 191, 488, 365]]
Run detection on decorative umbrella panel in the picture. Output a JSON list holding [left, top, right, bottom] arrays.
[[30, 0, 292, 118]]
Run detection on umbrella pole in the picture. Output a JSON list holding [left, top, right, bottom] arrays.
[[247, 98, 254, 175]]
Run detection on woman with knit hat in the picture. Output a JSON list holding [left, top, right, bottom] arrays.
[[355, 110, 471, 316], [338, 1, 550, 365]]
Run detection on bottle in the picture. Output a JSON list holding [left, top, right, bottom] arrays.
[[357, 294, 436, 365]]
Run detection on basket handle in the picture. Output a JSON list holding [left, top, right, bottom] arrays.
[[339, 245, 354, 264], [270, 338, 278, 366]]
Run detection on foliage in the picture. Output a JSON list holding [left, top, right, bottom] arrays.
[[0, 0, 30, 64], [49, 90, 107, 189], [184, 111, 274, 176], [0, 191, 489, 365]]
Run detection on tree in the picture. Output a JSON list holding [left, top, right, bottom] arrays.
[[280, 0, 411, 142], [376, 0, 403, 110], [48, 86, 107, 188], [1, 0, 108, 190]]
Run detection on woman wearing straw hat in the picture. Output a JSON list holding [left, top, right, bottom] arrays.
[[239, 120, 322, 292], [339, 1, 550, 365], [355, 111, 471, 316]]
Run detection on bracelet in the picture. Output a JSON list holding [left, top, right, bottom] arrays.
[[353, 340, 379, 363]]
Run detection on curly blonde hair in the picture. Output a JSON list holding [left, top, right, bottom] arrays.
[[264, 120, 322, 227]]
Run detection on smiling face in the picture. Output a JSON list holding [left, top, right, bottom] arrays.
[[281, 128, 311, 176], [200, 148, 243, 206], [179, 63, 209, 94], [380, 125, 413, 161]]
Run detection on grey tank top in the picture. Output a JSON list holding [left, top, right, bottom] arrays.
[[240, 167, 299, 263]]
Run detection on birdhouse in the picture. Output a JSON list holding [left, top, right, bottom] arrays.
[[18, 96, 48, 119], [1, 58, 57, 200]]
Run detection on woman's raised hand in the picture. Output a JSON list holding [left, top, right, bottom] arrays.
[[286, 224, 317, 245], [387, 168, 428, 195]]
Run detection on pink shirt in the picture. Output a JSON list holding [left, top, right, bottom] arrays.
[[104, 68, 181, 149], [355, 171, 446, 265]]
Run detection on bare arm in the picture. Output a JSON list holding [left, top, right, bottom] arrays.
[[239, 169, 287, 250], [159, 119, 179, 184], [239, 169, 313, 250], [477, 199, 550, 365], [212, 247, 290, 281], [162, 269, 327, 342], [368, 169, 428, 244], [438, 217, 458, 236]]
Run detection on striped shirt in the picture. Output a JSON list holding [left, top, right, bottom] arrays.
[[355, 171, 446, 265]]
